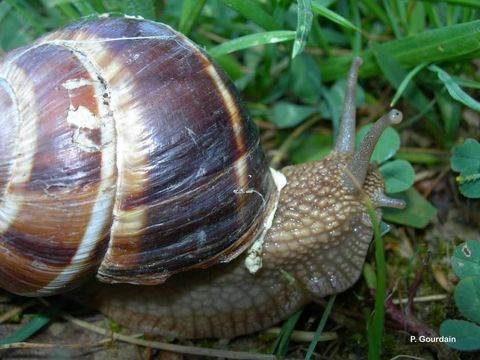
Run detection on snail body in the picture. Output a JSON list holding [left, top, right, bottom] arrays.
[[0, 17, 405, 339]]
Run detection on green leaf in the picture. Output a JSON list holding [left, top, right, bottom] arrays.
[[455, 277, 480, 324], [356, 126, 400, 164], [383, 188, 437, 229], [451, 139, 480, 198], [289, 54, 323, 104], [451, 139, 480, 172], [219, 0, 279, 30], [379, 160, 415, 193], [179, 0, 206, 35], [452, 240, 480, 279], [429, 65, 480, 112], [457, 167, 480, 198], [440, 320, 480, 351], [292, 0, 313, 59], [312, 0, 359, 32], [290, 133, 331, 164], [268, 102, 318, 128], [209, 30, 295, 58]]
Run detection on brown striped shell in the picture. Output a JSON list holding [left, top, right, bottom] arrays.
[[0, 17, 278, 296]]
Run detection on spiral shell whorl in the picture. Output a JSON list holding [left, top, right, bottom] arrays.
[[0, 18, 277, 296]]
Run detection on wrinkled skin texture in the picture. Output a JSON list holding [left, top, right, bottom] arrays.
[[79, 153, 385, 339]]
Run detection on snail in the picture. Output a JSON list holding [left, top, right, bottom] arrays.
[[0, 17, 406, 339]]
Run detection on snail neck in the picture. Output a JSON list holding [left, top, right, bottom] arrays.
[[261, 154, 377, 298]]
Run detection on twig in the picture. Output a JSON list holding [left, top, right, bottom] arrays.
[[265, 327, 338, 342], [0, 338, 112, 350], [390, 355, 425, 360], [391, 294, 447, 305], [63, 314, 275, 360]]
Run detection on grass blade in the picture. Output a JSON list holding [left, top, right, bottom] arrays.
[[420, 0, 480, 8], [55, 3, 80, 20], [318, 20, 480, 81], [382, 0, 402, 38], [0, 302, 65, 345], [364, 196, 385, 360], [304, 295, 336, 360], [429, 64, 480, 111], [351, 0, 362, 53], [179, 0, 206, 35], [292, 0, 313, 59], [360, 0, 388, 24], [70, 1, 99, 17], [273, 308, 303, 358], [370, 42, 442, 135], [209, 30, 295, 58], [452, 76, 480, 89], [390, 62, 427, 106], [219, 0, 279, 30], [408, 2, 426, 35], [5, 0, 46, 33], [0, 313, 52, 345], [0, 1, 11, 24], [312, 0, 360, 31]]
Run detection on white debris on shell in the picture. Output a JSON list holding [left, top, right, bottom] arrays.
[[62, 78, 93, 90], [67, 105, 99, 130], [245, 168, 287, 274], [72, 130, 101, 152], [123, 14, 145, 19], [66, 106, 102, 153]]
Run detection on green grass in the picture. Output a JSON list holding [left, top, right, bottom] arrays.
[[0, 0, 479, 358]]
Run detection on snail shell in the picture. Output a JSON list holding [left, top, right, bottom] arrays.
[[0, 17, 279, 296]]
